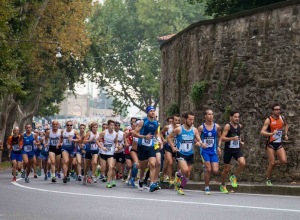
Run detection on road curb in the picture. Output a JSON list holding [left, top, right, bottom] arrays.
[[159, 181, 300, 196]]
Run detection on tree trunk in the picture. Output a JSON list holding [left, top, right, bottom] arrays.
[[0, 94, 17, 162]]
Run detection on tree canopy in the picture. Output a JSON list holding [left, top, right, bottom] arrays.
[[88, 0, 206, 114], [188, 0, 286, 17]]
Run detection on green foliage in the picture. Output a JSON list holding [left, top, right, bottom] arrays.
[[190, 81, 206, 105], [166, 103, 180, 116], [224, 104, 232, 121], [89, 0, 207, 113], [189, 0, 285, 17]]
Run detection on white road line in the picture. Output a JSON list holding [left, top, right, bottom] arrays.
[[12, 181, 300, 213]]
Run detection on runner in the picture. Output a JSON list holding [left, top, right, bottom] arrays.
[[99, 120, 119, 188], [32, 129, 42, 178], [198, 109, 222, 195], [83, 122, 102, 184], [21, 123, 40, 183], [133, 106, 161, 192], [114, 121, 127, 180], [260, 103, 288, 186], [123, 120, 137, 183], [128, 120, 140, 188], [48, 120, 62, 183], [167, 111, 202, 195], [74, 124, 86, 181], [61, 121, 80, 183], [7, 127, 23, 182], [220, 110, 246, 193], [160, 115, 180, 186], [40, 129, 51, 180]]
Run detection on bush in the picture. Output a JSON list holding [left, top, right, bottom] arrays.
[[190, 81, 206, 105]]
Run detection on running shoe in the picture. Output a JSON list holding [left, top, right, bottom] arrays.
[[169, 180, 174, 187], [34, 174, 37, 178], [12, 177, 16, 182], [67, 176, 70, 182], [138, 180, 143, 191], [177, 188, 185, 195], [21, 170, 25, 178], [57, 173, 61, 178], [99, 174, 105, 180], [129, 178, 135, 187], [44, 175, 48, 181], [51, 177, 57, 183], [73, 174, 77, 180], [205, 187, 211, 195], [220, 185, 229, 194], [229, 175, 238, 188], [149, 182, 157, 192], [174, 172, 181, 189], [47, 171, 51, 178], [155, 182, 161, 190], [92, 176, 97, 183], [143, 183, 149, 190], [87, 177, 93, 184], [37, 169, 42, 176], [266, 180, 273, 186], [77, 175, 82, 181], [83, 176, 87, 185], [102, 176, 107, 182], [70, 170, 75, 178], [25, 177, 30, 183], [106, 182, 112, 188], [63, 177, 67, 184], [111, 180, 116, 187]]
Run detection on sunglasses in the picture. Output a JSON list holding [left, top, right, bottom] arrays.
[[273, 109, 281, 111], [67, 124, 73, 127]]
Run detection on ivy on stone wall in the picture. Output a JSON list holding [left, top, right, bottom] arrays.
[[190, 80, 206, 105], [166, 103, 180, 116]]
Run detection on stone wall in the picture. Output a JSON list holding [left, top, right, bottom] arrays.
[[160, 1, 300, 182]]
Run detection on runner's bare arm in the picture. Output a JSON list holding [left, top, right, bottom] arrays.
[[221, 124, 238, 142], [260, 118, 275, 137]]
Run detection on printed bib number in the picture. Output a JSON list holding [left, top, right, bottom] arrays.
[[180, 142, 192, 152], [142, 138, 153, 147], [273, 130, 282, 143], [12, 145, 20, 151], [63, 138, 71, 145], [104, 144, 113, 152], [204, 138, 214, 148], [90, 143, 98, 150], [44, 146, 49, 152], [24, 145, 32, 152], [50, 139, 58, 146], [230, 140, 240, 148]]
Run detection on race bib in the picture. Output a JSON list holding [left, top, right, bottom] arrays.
[[273, 130, 282, 143], [104, 144, 113, 153], [12, 145, 20, 151], [44, 146, 49, 152], [142, 138, 153, 147], [229, 140, 240, 148], [63, 138, 71, 146], [129, 145, 132, 151], [180, 141, 193, 152], [50, 139, 59, 146], [203, 138, 214, 148], [24, 145, 32, 152], [91, 143, 98, 150]]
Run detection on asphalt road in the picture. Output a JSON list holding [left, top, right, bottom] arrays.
[[0, 171, 300, 220]]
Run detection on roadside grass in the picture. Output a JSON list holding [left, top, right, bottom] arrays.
[[0, 161, 11, 171]]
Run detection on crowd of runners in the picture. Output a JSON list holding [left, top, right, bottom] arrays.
[[6, 103, 289, 195]]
